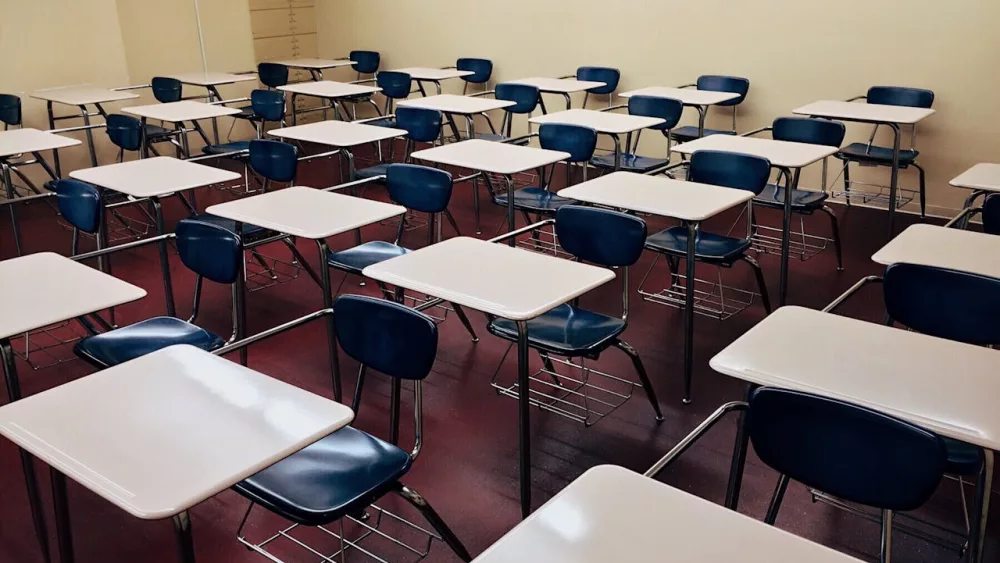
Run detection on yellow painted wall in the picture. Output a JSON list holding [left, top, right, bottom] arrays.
[[315, 0, 1000, 213]]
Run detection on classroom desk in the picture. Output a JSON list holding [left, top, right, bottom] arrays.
[[559, 171, 753, 404], [619, 86, 740, 139], [364, 236, 615, 518], [167, 72, 257, 143], [793, 100, 936, 240], [0, 128, 81, 256], [277, 80, 382, 124], [268, 120, 406, 180], [507, 77, 607, 112], [472, 464, 864, 563], [391, 67, 474, 96], [529, 109, 664, 172], [206, 186, 406, 401], [0, 252, 146, 563], [272, 58, 354, 81], [871, 223, 1000, 278], [71, 157, 240, 317], [122, 100, 240, 158], [31, 84, 140, 169], [398, 94, 515, 141], [673, 134, 838, 307], [950, 163, 1000, 218], [409, 139, 570, 238], [0, 344, 353, 563]]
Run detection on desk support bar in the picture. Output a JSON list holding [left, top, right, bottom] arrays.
[[214, 308, 333, 356], [822, 275, 883, 314], [645, 400, 748, 479], [487, 219, 555, 244]]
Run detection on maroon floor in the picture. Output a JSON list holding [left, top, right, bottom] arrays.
[[0, 151, 994, 563]]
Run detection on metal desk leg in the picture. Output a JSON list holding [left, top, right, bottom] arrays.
[[315, 239, 343, 402], [291, 93, 298, 126], [724, 384, 756, 510], [207, 86, 222, 144], [344, 148, 356, 182], [777, 167, 800, 307], [150, 197, 177, 316], [681, 221, 699, 404], [887, 123, 901, 240], [46, 101, 62, 177], [561, 93, 571, 111], [968, 450, 993, 563], [51, 469, 75, 563], [611, 133, 622, 172], [140, 117, 149, 159], [515, 320, 531, 518], [1, 340, 52, 563], [79, 105, 99, 168], [173, 511, 197, 563], [504, 174, 516, 246], [2, 162, 23, 256], [696, 105, 707, 138]]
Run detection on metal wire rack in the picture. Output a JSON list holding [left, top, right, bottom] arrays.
[[12, 321, 88, 370], [751, 222, 831, 262], [245, 250, 303, 293], [638, 256, 759, 321]]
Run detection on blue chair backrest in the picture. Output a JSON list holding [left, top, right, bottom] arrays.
[[105, 114, 143, 152], [175, 219, 242, 285], [0, 94, 21, 127], [556, 205, 646, 267], [883, 262, 1000, 346], [350, 50, 380, 74], [495, 83, 539, 115], [697, 75, 750, 106], [396, 107, 443, 143], [688, 150, 771, 195], [868, 86, 934, 109], [250, 89, 284, 122], [386, 164, 453, 214], [539, 123, 598, 163], [628, 95, 684, 131], [249, 139, 297, 183], [151, 77, 182, 103], [54, 179, 101, 234], [982, 195, 1000, 236], [257, 63, 289, 89], [457, 58, 493, 84], [377, 71, 412, 100], [334, 294, 438, 381], [577, 66, 620, 95], [772, 117, 846, 147], [747, 387, 945, 511]]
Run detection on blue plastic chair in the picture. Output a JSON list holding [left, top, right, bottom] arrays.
[[836, 86, 934, 218], [73, 219, 245, 368], [591, 95, 684, 173], [350, 50, 381, 79], [982, 195, 1000, 235], [53, 179, 102, 254], [355, 107, 443, 180], [368, 71, 413, 122], [576, 66, 621, 108], [482, 83, 541, 142], [669, 75, 750, 144], [257, 62, 289, 89], [105, 114, 175, 159], [150, 77, 183, 103], [203, 89, 286, 155], [457, 58, 493, 94], [0, 94, 21, 129]]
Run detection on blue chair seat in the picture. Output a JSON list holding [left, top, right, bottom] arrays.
[[327, 241, 410, 274], [488, 304, 626, 356], [753, 184, 829, 211], [645, 226, 751, 264], [943, 437, 984, 476], [232, 105, 256, 120], [669, 126, 735, 144], [74, 316, 226, 368], [143, 123, 176, 139], [355, 163, 390, 180], [201, 141, 251, 155], [591, 153, 670, 173], [365, 117, 397, 128], [192, 214, 275, 244], [474, 132, 507, 142], [493, 187, 576, 213], [342, 93, 375, 102], [233, 426, 412, 526], [836, 143, 919, 166]]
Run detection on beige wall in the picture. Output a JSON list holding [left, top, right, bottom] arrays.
[[316, 0, 1000, 214]]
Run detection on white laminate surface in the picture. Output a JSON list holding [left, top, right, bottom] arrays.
[[70, 156, 240, 198], [0, 345, 354, 519], [363, 237, 615, 321], [711, 306, 1000, 451], [529, 109, 664, 134], [558, 171, 753, 222], [31, 85, 139, 106], [398, 94, 515, 115], [206, 186, 405, 240], [793, 100, 935, 125], [473, 465, 864, 563], [122, 100, 240, 123], [168, 72, 257, 87], [871, 224, 1000, 278], [672, 134, 838, 168], [269, 120, 406, 147], [950, 163, 1000, 193], [410, 139, 569, 175], [618, 86, 740, 106], [507, 77, 606, 94], [392, 67, 474, 81], [277, 80, 381, 98], [0, 128, 81, 158], [273, 58, 354, 70], [0, 252, 146, 340]]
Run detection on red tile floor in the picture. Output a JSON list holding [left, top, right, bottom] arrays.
[[0, 149, 994, 563]]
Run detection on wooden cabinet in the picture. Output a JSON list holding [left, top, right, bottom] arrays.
[[248, 0, 317, 63]]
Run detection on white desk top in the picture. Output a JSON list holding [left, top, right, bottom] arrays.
[[411, 139, 569, 175], [269, 120, 406, 147], [363, 237, 614, 321], [206, 186, 405, 240], [507, 77, 606, 94], [529, 109, 664, 135], [711, 306, 1000, 451], [167, 72, 257, 87], [793, 100, 935, 125], [398, 94, 515, 115], [273, 58, 354, 70], [0, 252, 146, 340], [558, 171, 753, 222], [0, 345, 354, 519], [70, 156, 240, 198], [672, 134, 838, 169], [31, 84, 139, 106], [122, 100, 240, 123], [0, 128, 81, 159], [619, 86, 739, 106], [950, 163, 1000, 193], [473, 465, 864, 563], [391, 67, 474, 81], [871, 224, 1000, 278], [277, 80, 380, 98]]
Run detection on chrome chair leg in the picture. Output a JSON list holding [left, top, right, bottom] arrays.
[[741, 255, 772, 314], [820, 205, 844, 271], [880, 509, 893, 563], [913, 162, 927, 219], [843, 162, 852, 207], [613, 339, 663, 421], [764, 474, 790, 525], [395, 483, 472, 562], [969, 451, 993, 563], [450, 303, 479, 342]]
